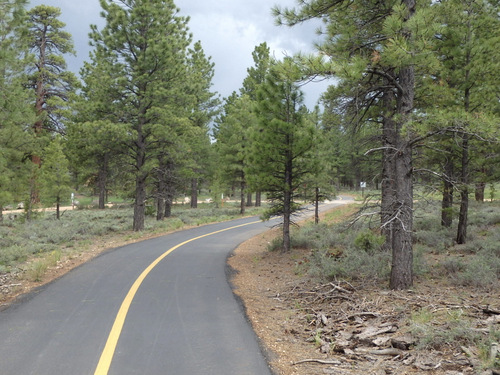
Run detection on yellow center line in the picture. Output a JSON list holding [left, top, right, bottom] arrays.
[[94, 219, 261, 375]]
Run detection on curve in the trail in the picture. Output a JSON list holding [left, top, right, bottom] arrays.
[[94, 219, 261, 375], [0, 199, 351, 375]]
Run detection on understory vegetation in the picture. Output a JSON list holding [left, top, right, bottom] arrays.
[[285, 200, 500, 289], [0, 203, 267, 277], [267, 200, 500, 370]]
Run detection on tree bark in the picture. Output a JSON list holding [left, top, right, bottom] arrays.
[[246, 192, 253, 207], [283, 149, 293, 252], [389, 55, 415, 289], [31, 22, 47, 206], [314, 187, 319, 224], [56, 196, 60, 220], [156, 193, 165, 221], [190, 178, 198, 208], [133, 173, 147, 231], [474, 182, 485, 202], [240, 181, 246, 215], [255, 191, 262, 207], [165, 198, 172, 218], [456, 133, 469, 244], [385, 0, 416, 290], [98, 154, 109, 209], [133, 124, 147, 231], [390, 136, 414, 290]]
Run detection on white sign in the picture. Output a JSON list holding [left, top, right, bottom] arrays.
[[360, 182, 367, 188]]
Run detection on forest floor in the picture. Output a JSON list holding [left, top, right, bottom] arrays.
[[1, 205, 499, 375], [228, 209, 500, 375]]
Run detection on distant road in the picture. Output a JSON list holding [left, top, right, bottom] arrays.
[[0, 199, 350, 374]]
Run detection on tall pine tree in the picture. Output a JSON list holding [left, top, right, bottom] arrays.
[[249, 59, 316, 252], [274, 0, 440, 288], [26, 5, 77, 213], [85, 0, 193, 230], [0, 0, 33, 219]]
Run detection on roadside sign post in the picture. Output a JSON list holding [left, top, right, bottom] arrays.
[[360, 182, 366, 198]]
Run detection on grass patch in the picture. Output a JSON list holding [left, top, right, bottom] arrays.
[[0, 202, 269, 278], [409, 308, 481, 350], [27, 260, 48, 282]]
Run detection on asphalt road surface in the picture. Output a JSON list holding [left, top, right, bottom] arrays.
[[0, 200, 349, 374]]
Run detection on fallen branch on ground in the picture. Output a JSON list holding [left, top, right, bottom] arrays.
[[292, 358, 341, 365]]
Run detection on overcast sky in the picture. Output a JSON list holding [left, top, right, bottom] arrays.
[[28, 0, 331, 108]]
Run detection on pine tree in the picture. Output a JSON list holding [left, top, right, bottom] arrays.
[[241, 42, 272, 207], [434, 0, 500, 244], [274, 0, 440, 288], [26, 5, 77, 211], [40, 136, 71, 219], [0, 0, 34, 220], [184, 41, 219, 210], [214, 94, 257, 214], [86, 0, 193, 231], [249, 59, 317, 252], [65, 119, 126, 209]]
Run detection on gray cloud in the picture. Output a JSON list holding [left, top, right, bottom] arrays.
[[28, 0, 330, 107]]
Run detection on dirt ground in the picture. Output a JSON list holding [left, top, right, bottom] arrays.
[[1, 206, 499, 375], [228, 210, 500, 375]]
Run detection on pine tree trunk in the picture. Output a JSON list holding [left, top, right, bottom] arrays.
[[457, 188, 468, 244], [165, 199, 172, 217], [133, 129, 147, 231], [164, 159, 175, 218], [475, 182, 485, 202], [98, 155, 108, 210], [246, 192, 253, 207], [190, 178, 198, 208], [133, 174, 147, 231], [283, 191, 291, 252], [456, 133, 469, 244], [283, 155, 293, 252], [240, 181, 246, 215], [156, 166, 166, 221], [31, 31, 46, 206], [390, 138, 414, 290], [56, 196, 60, 220], [156, 195, 165, 221], [314, 187, 319, 224], [165, 188, 174, 218], [255, 191, 261, 207], [389, 59, 415, 290], [30, 160, 41, 206], [441, 155, 454, 227]]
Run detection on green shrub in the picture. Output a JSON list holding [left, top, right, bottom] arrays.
[[456, 255, 498, 288], [309, 246, 391, 282], [413, 230, 450, 253], [0, 245, 29, 267], [353, 230, 384, 254], [410, 308, 481, 350], [28, 260, 48, 282], [439, 257, 465, 276], [267, 237, 283, 252], [413, 244, 430, 277]]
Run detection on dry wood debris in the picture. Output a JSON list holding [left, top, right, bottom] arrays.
[[271, 280, 500, 375]]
